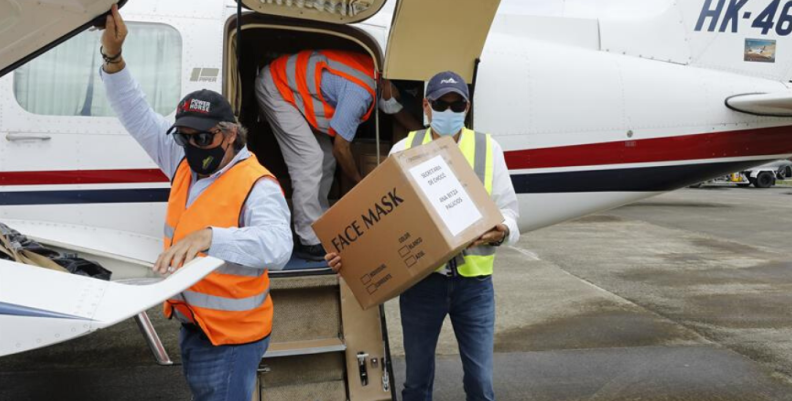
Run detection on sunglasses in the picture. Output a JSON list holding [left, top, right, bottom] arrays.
[[431, 99, 468, 113], [172, 129, 222, 148]]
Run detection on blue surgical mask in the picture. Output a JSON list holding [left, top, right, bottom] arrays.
[[430, 110, 465, 136]]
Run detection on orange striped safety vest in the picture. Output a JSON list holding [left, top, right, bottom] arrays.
[[269, 49, 377, 136], [162, 155, 276, 346]]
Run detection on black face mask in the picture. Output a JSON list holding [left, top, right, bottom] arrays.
[[184, 142, 227, 175]]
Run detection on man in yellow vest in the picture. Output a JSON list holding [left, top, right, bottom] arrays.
[[326, 71, 520, 400], [99, 6, 293, 400]]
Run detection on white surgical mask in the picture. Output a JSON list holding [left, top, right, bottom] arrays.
[[378, 96, 403, 115]]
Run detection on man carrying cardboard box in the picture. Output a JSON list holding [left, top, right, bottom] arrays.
[[326, 71, 520, 401]]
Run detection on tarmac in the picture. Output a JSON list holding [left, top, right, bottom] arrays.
[[4, 185, 792, 400]]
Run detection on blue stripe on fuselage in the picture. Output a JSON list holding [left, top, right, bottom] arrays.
[[0, 189, 169, 206], [0, 160, 768, 205]]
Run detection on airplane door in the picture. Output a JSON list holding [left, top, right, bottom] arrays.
[[0, 0, 126, 78], [236, 0, 387, 24], [235, 0, 500, 83], [383, 0, 501, 83]]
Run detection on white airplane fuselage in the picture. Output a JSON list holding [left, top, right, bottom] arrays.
[[0, 0, 790, 244], [2, 0, 792, 358]]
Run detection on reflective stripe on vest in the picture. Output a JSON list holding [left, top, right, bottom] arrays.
[[405, 128, 496, 277], [271, 50, 376, 134], [179, 287, 270, 312], [163, 223, 174, 243], [162, 155, 277, 345]]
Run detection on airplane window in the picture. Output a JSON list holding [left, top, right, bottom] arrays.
[[13, 22, 182, 117]]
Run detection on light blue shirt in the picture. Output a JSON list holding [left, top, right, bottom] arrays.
[[320, 71, 373, 141], [101, 67, 292, 271]]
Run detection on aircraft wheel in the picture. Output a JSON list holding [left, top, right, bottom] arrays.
[[754, 172, 775, 188]]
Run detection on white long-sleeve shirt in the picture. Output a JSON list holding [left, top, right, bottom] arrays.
[[390, 131, 521, 246], [101, 66, 292, 270]]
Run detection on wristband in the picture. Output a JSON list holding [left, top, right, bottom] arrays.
[[491, 227, 509, 247], [100, 46, 122, 64]]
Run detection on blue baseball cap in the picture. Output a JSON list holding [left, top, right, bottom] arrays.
[[426, 71, 469, 102]]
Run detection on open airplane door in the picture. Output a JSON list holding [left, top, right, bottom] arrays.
[[231, 2, 399, 400], [236, 0, 386, 24], [238, 0, 501, 82], [382, 0, 501, 83], [0, 0, 125, 78]]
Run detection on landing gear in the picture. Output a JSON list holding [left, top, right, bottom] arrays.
[[754, 171, 775, 188]]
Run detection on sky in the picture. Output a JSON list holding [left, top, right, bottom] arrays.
[[496, 0, 671, 18]]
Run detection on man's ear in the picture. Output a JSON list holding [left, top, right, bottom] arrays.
[[423, 99, 432, 121], [225, 127, 237, 146]]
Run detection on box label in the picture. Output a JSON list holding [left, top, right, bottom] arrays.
[[409, 155, 482, 236]]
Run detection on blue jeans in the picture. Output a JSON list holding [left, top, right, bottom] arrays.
[[179, 325, 270, 401], [400, 273, 495, 401]]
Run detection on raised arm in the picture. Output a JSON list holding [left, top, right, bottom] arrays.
[[99, 4, 183, 178]]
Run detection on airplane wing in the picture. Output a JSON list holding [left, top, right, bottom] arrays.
[[0, 256, 224, 357], [726, 92, 792, 117]]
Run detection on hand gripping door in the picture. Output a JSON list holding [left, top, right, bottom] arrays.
[[0, 0, 126, 78]]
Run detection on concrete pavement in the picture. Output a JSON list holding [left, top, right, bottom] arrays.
[[4, 187, 792, 400]]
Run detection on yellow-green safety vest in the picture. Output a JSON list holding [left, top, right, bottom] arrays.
[[404, 127, 496, 277]]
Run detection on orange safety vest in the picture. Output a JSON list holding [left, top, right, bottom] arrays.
[[269, 49, 377, 136], [162, 155, 276, 346]]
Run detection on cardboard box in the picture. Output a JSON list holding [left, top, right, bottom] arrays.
[[312, 136, 504, 309]]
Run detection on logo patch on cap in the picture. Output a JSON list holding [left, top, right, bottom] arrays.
[[187, 99, 211, 114], [440, 78, 459, 84]]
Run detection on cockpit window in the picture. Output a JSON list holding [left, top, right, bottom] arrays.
[[13, 22, 181, 117]]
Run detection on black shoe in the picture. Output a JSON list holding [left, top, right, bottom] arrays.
[[295, 243, 326, 262]]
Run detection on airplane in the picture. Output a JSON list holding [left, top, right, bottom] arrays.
[[3, 0, 792, 396]]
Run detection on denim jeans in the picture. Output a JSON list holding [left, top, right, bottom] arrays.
[[179, 325, 270, 401], [400, 273, 495, 401]]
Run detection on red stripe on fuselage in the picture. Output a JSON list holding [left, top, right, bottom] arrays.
[[0, 169, 168, 186], [3, 126, 792, 186], [504, 125, 792, 170]]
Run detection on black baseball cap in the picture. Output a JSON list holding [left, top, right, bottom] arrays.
[[426, 71, 469, 102], [173, 89, 236, 131]]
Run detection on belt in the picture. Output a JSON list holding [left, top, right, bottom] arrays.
[[441, 256, 460, 277], [181, 322, 202, 333], [181, 322, 211, 342]]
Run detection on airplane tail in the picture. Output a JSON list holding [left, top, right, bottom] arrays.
[[599, 0, 792, 82]]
